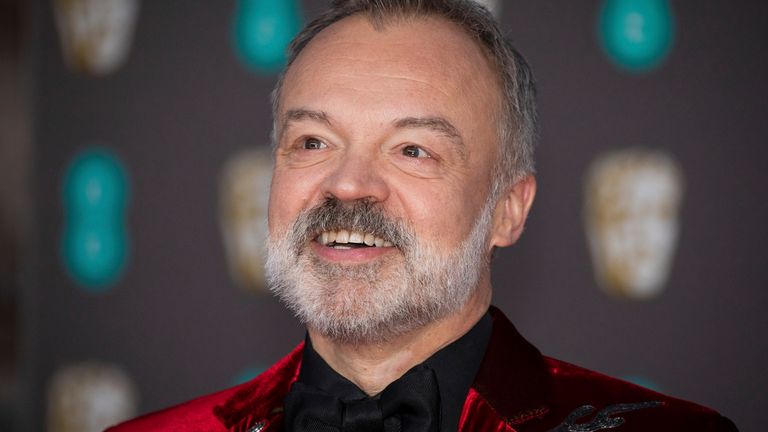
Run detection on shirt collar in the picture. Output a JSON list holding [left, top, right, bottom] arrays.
[[296, 312, 492, 431]]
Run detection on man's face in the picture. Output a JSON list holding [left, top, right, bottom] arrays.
[[267, 15, 503, 342]]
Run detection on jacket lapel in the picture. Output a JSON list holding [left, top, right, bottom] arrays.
[[213, 343, 304, 432], [460, 306, 552, 431]]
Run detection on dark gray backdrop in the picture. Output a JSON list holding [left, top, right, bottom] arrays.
[[15, 0, 768, 430]]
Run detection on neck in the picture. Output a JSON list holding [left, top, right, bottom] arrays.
[[308, 278, 492, 396]]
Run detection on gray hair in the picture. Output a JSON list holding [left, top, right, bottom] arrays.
[[271, 0, 537, 196]]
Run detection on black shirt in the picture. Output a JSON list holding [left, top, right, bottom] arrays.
[[293, 312, 492, 431]]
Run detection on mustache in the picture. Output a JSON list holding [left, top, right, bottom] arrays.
[[288, 197, 412, 251]]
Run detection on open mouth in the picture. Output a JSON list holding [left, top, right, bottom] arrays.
[[316, 229, 394, 249]]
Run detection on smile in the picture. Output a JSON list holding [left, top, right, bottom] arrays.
[[316, 229, 394, 249]]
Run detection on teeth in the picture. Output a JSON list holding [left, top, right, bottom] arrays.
[[348, 231, 364, 244], [315, 230, 394, 247]]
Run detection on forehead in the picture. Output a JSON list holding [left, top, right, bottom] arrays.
[[279, 14, 501, 131]]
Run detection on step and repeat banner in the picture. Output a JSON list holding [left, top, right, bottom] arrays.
[[18, 1, 766, 431]]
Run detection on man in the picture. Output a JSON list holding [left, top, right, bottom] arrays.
[[110, 1, 737, 431]]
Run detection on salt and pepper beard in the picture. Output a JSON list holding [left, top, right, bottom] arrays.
[[266, 196, 495, 345]]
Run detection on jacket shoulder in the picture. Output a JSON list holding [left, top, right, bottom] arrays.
[[541, 357, 738, 431], [107, 343, 304, 431], [105, 386, 237, 431]]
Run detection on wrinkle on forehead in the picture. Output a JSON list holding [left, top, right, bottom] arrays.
[[334, 70, 455, 99], [286, 47, 484, 107]]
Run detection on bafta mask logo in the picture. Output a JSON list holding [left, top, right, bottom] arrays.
[[47, 361, 138, 432], [584, 148, 684, 299], [219, 148, 272, 293], [53, 0, 140, 76]]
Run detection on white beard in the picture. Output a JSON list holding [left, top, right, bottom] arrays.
[[266, 198, 495, 344]]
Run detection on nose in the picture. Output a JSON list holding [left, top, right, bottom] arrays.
[[321, 148, 390, 204]]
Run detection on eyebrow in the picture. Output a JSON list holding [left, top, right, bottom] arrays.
[[393, 116, 462, 142], [280, 108, 333, 136]]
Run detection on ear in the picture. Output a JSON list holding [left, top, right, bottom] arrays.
[[489, 175, 537, 248]]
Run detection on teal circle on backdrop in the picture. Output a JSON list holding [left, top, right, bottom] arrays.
[[61, 148, 130, 292], [231, 0, 303, 74], [232, 365, 267, 386], [64, 149, 128, 213], [598, 0, 675, 73], [62, 223, 128, 289]]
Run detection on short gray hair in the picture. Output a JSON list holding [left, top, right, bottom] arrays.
[[271, 0, 537, 195]]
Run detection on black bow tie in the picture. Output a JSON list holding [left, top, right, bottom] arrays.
[[282, 364, 441, 432]]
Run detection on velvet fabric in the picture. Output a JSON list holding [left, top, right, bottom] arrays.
[[108, 307, 737, 431]]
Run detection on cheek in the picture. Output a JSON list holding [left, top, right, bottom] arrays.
[[393, 179, 486, 243], [267, 168, 316, 233]]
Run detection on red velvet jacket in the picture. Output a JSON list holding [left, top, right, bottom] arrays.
[[108, 307, 737, 431]]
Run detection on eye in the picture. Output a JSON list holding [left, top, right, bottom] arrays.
[[303, 137, 327, 150], [402, 145, 431, 158]]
